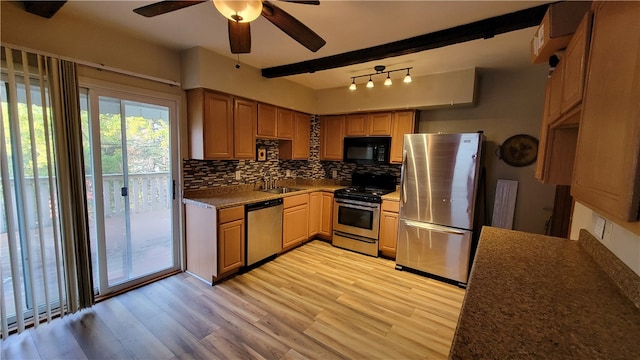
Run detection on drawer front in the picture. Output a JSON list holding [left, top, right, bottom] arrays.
[[381, 200, 399, 213], [218, 205, 244, 223], [284, 193, 309, 208]]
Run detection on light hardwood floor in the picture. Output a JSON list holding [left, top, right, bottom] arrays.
[[1, 240, 465, 359]]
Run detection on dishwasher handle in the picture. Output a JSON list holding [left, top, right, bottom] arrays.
[[245, 198, 283, 211]]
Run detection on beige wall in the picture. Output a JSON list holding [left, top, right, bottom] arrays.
[[571, 202, 640, 275], [0, 1, 181, 84], [180, 47, 317, 114], [418, 66, 556, 234], [316, 68, 477, 115]]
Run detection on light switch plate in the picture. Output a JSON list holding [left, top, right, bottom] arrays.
[[286, 169, 291, 177], [235, 170, 241, 180], [332, 170, 338, 179]]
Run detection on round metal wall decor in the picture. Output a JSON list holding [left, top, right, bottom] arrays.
[[497, 134, 539, 167]]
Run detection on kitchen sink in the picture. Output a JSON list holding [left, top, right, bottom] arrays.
[[261, 187, 304, 194]]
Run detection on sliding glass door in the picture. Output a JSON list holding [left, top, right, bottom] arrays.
[[80, 87, 179, 295]]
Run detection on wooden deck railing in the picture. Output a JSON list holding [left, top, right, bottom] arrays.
[[1, 172, 171, 232]]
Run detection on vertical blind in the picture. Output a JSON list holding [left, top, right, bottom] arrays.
[[0, 46, 93, 338]]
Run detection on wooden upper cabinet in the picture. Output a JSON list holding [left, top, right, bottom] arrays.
[[345, 112, 392, 136], [187, 89, 233, 160], [233, 98, 257, 159], [561, 12, 592, 114], [345, 113, 368, 136], [277, 107, 294, 139], [368, 112, 392, 136], [547, 59, 564, 123], [572, 1, 640, 231], [187, 88, 255, 160], [390, 111, 416, 164], [279, 112, 311, 160], [257, 102, 277, 139], [293, 112, 311, 159], [320, 115, 345, 161]]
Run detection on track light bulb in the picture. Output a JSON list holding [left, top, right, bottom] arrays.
[[213, 0, 263, 22], [384, 73, 392, 86], [366, 76, 374, 88], [403, 69, 412, 83], [349, 79, 357, 91]]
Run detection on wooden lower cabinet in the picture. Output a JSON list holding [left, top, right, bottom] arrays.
[[308, 191, 333, 240], [185, 203, 244, 284], [319, 192, 334, 238], [283, 194, 309, 251], [218, 218, 244, 274], [379, 200, 399, 258], [308, 192, 322, 237]]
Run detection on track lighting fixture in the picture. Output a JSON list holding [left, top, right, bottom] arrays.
[[384, 73, 392, 86], [348, 65, 413, 91], [366, 75, 374, 88], [403, 68, 412, 83]]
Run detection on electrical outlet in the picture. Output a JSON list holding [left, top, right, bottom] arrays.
[[235, 170, 241, 180], [286, 169, 291, 177], [332, 170, 338, 179]]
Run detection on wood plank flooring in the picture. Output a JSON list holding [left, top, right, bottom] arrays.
[[1, 240, 465, 359]]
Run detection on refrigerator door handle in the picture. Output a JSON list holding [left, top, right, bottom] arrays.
[[402, 149, 407, 205], [403, 220, 466, 235]]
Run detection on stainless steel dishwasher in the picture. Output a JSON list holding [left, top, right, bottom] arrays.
[[245, 198, 283, 268]]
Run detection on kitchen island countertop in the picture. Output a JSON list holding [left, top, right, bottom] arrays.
[[449, 226, 640, 359]]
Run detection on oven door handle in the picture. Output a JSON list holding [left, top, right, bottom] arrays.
[[334, 231, 377, 244], [335, 199, 379, 210]]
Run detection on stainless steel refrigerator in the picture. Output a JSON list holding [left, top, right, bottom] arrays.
[[396, 132, 484, 285]]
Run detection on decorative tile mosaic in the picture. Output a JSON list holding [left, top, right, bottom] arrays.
[[183, 115, 402, 190]]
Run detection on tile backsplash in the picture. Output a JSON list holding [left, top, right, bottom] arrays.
[[183, 115, 401, 190]]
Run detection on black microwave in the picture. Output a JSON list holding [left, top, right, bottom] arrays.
[[343, 137, 391, 165]]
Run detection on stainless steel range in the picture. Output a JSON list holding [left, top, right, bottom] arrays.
[[332, 173, 396, 256]]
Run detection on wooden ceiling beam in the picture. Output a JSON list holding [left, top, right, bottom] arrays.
[[22, 1, 67, 19], [261, 4, 549, 78]]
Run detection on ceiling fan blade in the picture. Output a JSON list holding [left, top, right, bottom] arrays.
[[279, 1, 320, 5], [261, 1, 326, 52], [133, 0, 206, 17], [229, 20, 252, 54]]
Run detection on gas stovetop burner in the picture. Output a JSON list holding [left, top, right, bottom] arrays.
[[334, 174, 396, 203]]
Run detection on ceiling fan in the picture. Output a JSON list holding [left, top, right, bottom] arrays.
[[133, 0, 326, 54]]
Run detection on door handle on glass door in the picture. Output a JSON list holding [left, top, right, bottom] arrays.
[[121, 187, 128, 197]]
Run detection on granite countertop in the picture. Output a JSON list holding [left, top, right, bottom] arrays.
[[449, 226, 640, 359], [183, 184, 345, 209], [381, 190, 400, 201]]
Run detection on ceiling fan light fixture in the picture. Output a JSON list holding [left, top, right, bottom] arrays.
[[349, 78, 357, 91], [403, 69, 412, 83], [384, 73, 392, 86], [213, 0, 263, 23], [366, 76, 374, 88]]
